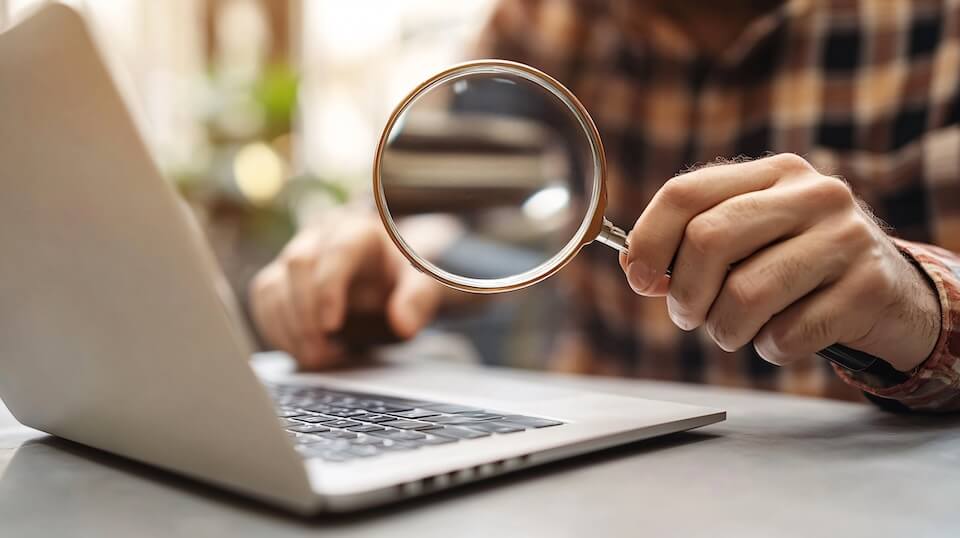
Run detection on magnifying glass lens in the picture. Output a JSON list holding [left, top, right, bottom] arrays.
[[377, 66, 599, 292]]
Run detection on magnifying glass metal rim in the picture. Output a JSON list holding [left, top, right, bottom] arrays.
[[373, 59, 610, 294]]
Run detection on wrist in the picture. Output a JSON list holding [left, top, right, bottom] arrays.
[[872, 245, 942, 372]]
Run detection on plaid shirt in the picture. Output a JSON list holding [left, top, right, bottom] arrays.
[[474, 0, 960, 411]]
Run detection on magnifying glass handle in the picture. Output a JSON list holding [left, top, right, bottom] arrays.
[[596, 218, 629, 253], [596, 217, 908, 383], [816, 344, 909, 383]]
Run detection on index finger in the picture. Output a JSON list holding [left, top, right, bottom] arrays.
[[624, 154, 811, 295], [303, 225, 384, 332]]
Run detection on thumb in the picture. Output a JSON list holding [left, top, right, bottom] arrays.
[[387, 267, 441, 339]]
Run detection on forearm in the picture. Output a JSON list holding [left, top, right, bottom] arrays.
[[833, 239, 960, 412]]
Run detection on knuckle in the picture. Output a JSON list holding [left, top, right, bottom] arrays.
[[733, 193, 763, 215], [724, 271, 765, 309], [249, 265, 279, 300], [798, 315, 833, 349], [684, 214, 725, 256], [771, 256, 810, 294], [347, 219, 382, 245], [833, 215, 875, 251], [282, 246, 317, 272], [356, 223, 378, 243], [770, 152, 813, 173], [807, 176, 855, 208], [328, 221, 382, 257], [659, 176, 699, 210], [249, 270, 269, 297]]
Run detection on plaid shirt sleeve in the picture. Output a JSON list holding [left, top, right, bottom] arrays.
[[472, 0, 960, 409], [832, 239, 960, 412]]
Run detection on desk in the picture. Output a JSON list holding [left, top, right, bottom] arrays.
[[1, 348, 959, 537]]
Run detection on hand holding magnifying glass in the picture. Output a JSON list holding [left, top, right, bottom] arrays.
[[375, 60, 934, 383]]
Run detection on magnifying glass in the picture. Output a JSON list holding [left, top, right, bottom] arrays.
[[373, 60, 907, 383]]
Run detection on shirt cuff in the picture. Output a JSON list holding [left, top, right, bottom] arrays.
[[831, 239, 960, 412]]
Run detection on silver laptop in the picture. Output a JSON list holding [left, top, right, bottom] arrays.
[[0, 5, 724, 514]]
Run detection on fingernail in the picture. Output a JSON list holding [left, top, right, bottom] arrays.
[[627, 261, 655, 294], [666, 296, 692, 331]]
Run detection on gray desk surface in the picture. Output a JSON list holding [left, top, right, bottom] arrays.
[[1, 352, 959, 537]]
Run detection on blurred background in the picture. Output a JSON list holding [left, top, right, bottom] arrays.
[[0, 0, 560, 368]]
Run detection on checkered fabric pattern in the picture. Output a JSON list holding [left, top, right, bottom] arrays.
[[474, 0, 960, 410]]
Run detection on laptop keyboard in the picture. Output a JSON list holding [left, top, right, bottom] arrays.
[[266, 383, 563, 463]]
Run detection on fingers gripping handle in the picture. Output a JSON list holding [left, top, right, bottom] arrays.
[[595, 218, 908, 384]]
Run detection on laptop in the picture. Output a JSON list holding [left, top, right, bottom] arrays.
[[0, 4, 724, 514]]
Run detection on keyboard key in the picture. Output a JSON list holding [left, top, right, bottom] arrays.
[[368, 429, 427, 441], [324, 408, 367, 418], [346, 424, 386, 433], [500, 415, 563, 428], [420, 403, 482, 414], [352, 413, 397, 423], [379, 420, 439, 431], [287, 424, 330, 433], [362, 403, 413, 414], [422, 415, 494, 425], [461, 421, 525, 434], [288, 413, 322, 420], [276, 408, 306, 418], [387, 409, 441, 419], [458, 412, 503, 420], [279, 418, 302, 426], [294, 414, 338, 424], [317, 430, 358, 440], [324, 419, 362, 429], [427, 426, 490, 440]]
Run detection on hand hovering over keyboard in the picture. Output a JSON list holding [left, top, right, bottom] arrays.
[[249, 209, 446, 369], [620, 153, 941, 373]]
